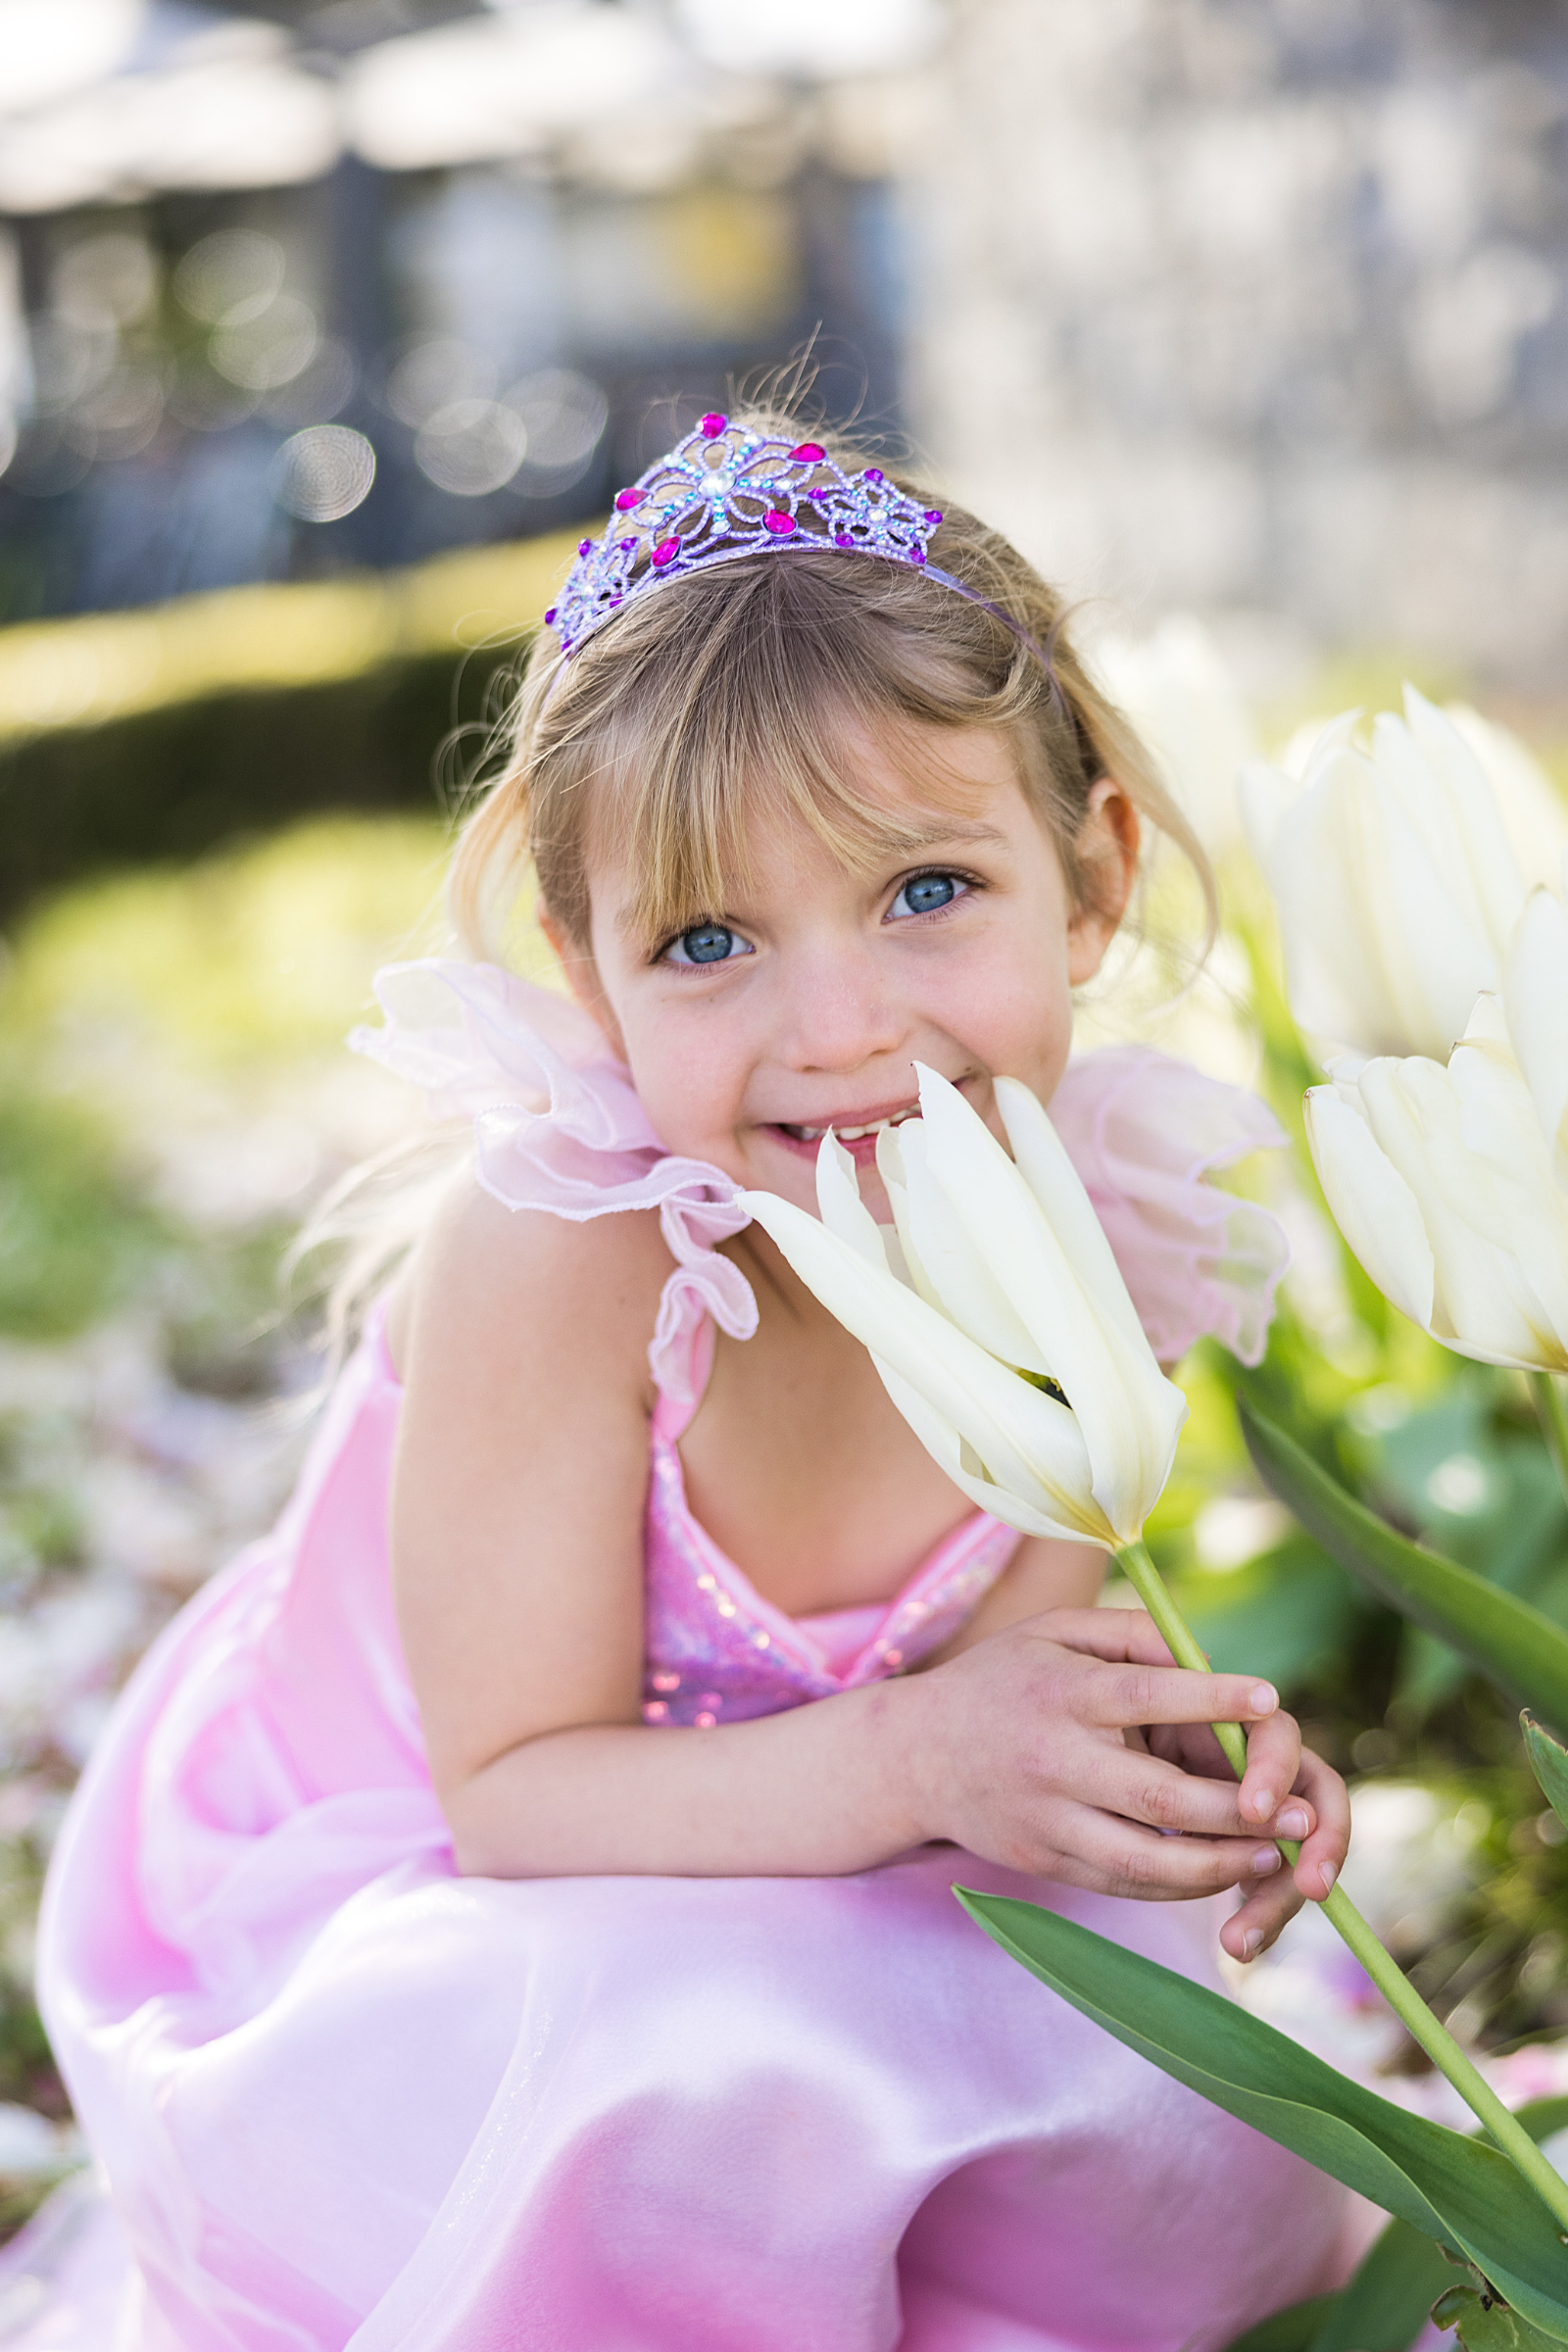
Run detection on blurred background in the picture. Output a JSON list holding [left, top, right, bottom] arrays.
[[2, 0, 1568, 2241]]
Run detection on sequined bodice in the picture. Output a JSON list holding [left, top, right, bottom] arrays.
[[639, 1389, 1018, 1730]]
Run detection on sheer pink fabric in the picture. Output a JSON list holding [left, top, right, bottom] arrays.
[[16, 959, 1346, 2351]]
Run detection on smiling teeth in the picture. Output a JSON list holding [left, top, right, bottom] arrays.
[[791, 1106, 919, 1143]]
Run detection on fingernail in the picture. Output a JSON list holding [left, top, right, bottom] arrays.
[[1319, 1862, 1337, 1895], [1251, 1845, 1282, 1875], [1250, 1786, 1275, 1820], [1277, 1806, 1309, 1838], [1242, 1928, 1263, 1960], [1250, 1684, 1278, 1715]]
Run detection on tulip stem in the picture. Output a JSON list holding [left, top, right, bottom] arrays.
[[1531, 1372, 1568, 1512], [1113, 1537, 1568, 2238]]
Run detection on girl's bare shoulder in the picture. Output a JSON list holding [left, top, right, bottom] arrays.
[[385, 1165, 672, 1406]]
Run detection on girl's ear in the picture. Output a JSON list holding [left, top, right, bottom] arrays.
[[537, 904, 629, 1059], [1065, 778, 1141, 987]]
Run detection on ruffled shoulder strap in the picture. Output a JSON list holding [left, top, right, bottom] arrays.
[[1049, 1046, 1289, 1367], [348, 959, 754, 1403], [350, 961, 1289, 1401]]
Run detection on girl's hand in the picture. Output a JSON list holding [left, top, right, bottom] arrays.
[[902, 1607, 1350, 1957]]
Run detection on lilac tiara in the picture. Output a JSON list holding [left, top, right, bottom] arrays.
[[543, 413, 1050, 670]]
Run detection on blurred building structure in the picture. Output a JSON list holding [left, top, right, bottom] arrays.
[[911, 0, 1568, 692], [0, 0, 934, 621], [7, 0, 1568, 697]]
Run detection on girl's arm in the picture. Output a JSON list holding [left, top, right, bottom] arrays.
[[391, 1183, 1346, 1955]]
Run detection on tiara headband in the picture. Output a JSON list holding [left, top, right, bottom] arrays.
[[543, 413, 1052, 673]]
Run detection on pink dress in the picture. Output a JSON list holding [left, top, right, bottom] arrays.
[[21, 960, 1346, 2351]]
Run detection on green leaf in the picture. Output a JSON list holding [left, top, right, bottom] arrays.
[[1306, 2218, 1453, 2351], [1433, 2284, 1564, 2349], [1223, 2295, 1339, 2352], [1524, 1716, 1568, 1838], [1220, 2226, 1447, 2352], [1238, 1400, 1568, 1737], [956, 1891, 1568, 2340], [1220, 2105, 1568, 2352]]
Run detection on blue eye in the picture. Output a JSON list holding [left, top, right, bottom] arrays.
[[890, 872, 964, 919], [664, 921, 752, 966]]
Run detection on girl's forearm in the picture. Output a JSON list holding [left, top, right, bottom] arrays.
[[443, 1680, 934, 1879]]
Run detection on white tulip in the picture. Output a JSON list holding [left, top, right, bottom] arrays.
[[1304, 997, 1568, 1373], [1504, 859, 1568, 1195], [741, 1066, 1188, 1549], [1241, 686, 1561, 1062], [1093, 615, 1258, 861]]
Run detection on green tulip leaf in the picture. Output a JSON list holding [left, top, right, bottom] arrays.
[[1223, 2105, 1568, 2352], [955, 1891, 1568, 2339], [1433, 2284, 1564, 2350], [1524, 1716, 1568, 1838], [1238, 1401, 1568, 1737], [1223, 2295, 1339, 2352]]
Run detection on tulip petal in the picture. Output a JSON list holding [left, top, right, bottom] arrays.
[[1303, 1086, 1436, 1331], [874, 1361, 1101, 1545], [1400, 686, 1526, 959], [892, 1117, 1054, 1375], [876, 1126, 958, 1320], [1506, 885, 1568, 1192], [913, 1068, 1185, 1542], [741, 1187, 1111, 1539], [814, 1132, 893, 1271]]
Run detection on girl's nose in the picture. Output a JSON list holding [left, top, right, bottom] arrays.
[[778, 941, 909, 1075]]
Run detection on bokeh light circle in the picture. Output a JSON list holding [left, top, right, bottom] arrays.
[[414, 399, 527, 496], [272, 425, 376, 522], [173, 229, 286, 325], [508, 368, 608, 487]]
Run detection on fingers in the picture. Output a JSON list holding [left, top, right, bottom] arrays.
[[1231, 1708, 1304, 1831], [1291, 1746, 1351, 1903], [1083, 1656, 1281, 1735], [1221, 1749, 1352, 1959], [1100, 1746, 1315, 1844], [1054, 1802, 1295, 1902], [1222, 1863, 1304, 1962]]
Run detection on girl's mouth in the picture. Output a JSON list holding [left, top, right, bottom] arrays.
[[768, 1102, 921, 1157]]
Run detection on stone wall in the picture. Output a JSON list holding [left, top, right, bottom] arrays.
[[907, 0, 1568, 687]]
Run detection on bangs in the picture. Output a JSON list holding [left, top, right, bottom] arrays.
[[538, 550, 1028, 950], [596, 692, 1003, 951]]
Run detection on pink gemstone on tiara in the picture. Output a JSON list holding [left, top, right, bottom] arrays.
[[924, 509, 944, 526], [651, 538, 680, 566], [700, 413, 727, 438], [543, 606, 557, 623], [763, 511, 796, 535], [863, 466, 885, 482], [790, 442, 825, 462], [577, 539, 593, 556], [617, 538, 636, 551], [613, 489, 640, 511], [834, 531, 854, 546]]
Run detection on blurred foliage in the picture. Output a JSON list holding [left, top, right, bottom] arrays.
[[0, 530, 574, 919], [2, 813, 448, 1070], [0, 1076, 170, 1341], [0, 813, 461, 1356]]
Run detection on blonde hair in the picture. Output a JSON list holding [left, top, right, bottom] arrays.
[[295, 408, 1213, 1357], [449, 412, 1212, 962]]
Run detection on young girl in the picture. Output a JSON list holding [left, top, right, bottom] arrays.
[[30, 412, 1353, 2350]]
